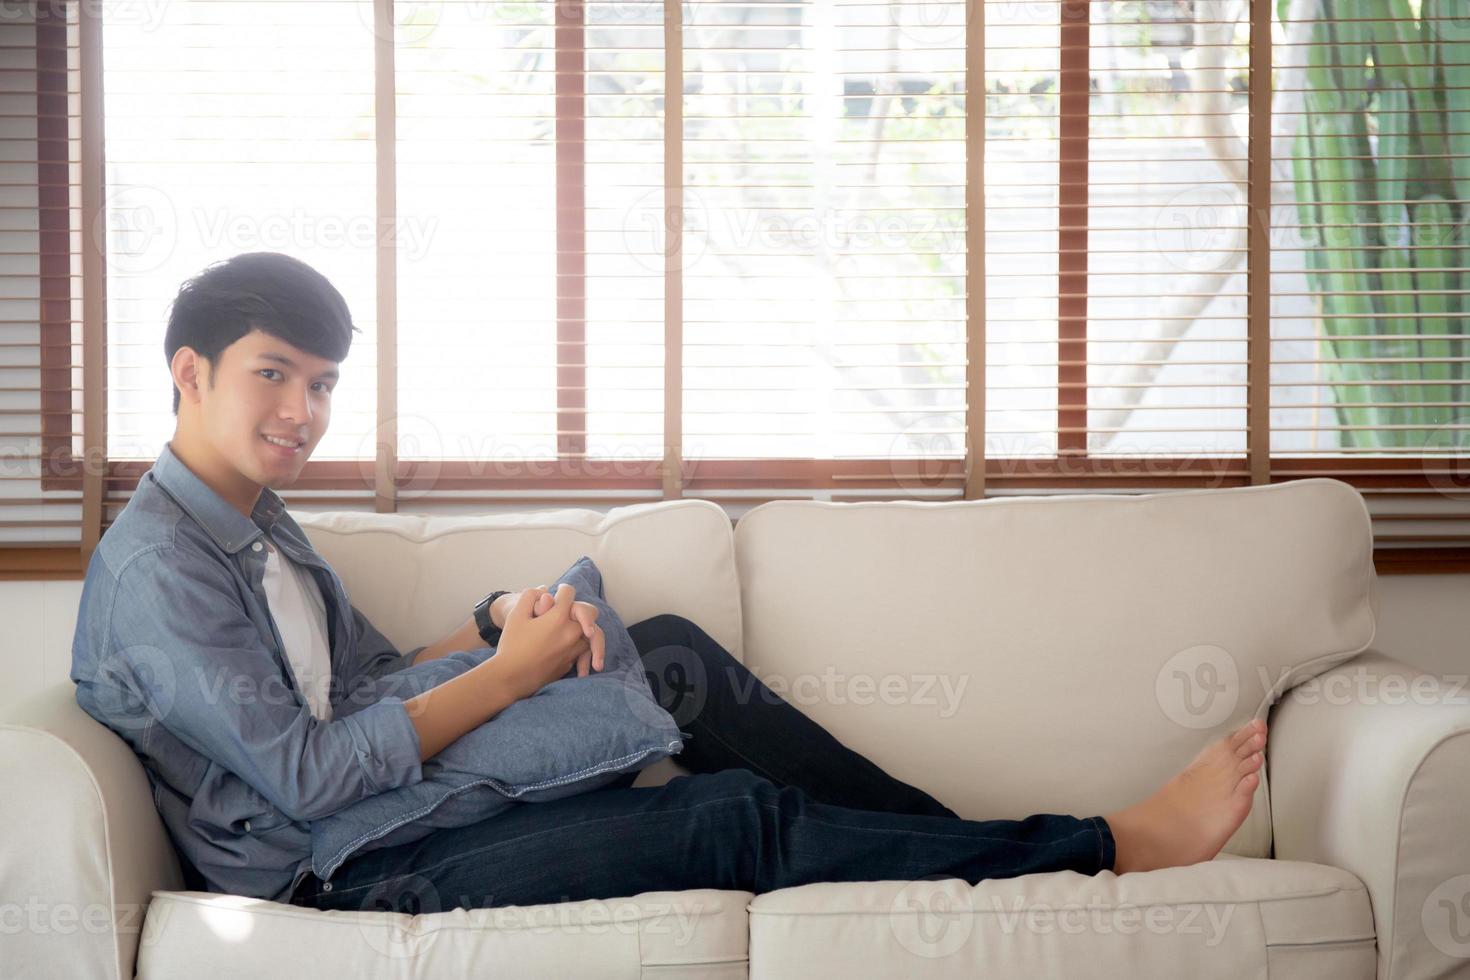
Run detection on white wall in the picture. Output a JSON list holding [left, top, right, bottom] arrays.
[[1373, 574, 1470, 678], [4, 571, 1466, 713]]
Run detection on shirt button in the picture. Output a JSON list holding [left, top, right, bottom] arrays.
[[322, 882, 332, 892], [243, 819, 252, 832], [252, 542, 263, 552]]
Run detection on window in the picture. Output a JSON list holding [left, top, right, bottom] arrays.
[[3, 0, 1467, 578], [101, 0, 379, 465]]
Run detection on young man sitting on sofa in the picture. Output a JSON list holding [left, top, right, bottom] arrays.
[[70, 251, 1270, 913]]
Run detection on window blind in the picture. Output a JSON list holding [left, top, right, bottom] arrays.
[[0, 5, 100, 574], [986, 0, 1062, 460], [679, 0, 968, 472], [1271, 0, 1470, 557], [1079, 0, 1251, 458], [394, 0, 669, 499], [395, 0, 560, 482], [99, 0, 379, 505], [1, 0, 1466, 578]]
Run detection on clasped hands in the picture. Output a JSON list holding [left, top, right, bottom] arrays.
[[500, 584, 606, 678]]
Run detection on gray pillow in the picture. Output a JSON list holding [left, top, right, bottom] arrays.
[[311, 555, 683, 879]]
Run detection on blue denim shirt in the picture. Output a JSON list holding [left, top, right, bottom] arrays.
[[70, 441, 434, 903]]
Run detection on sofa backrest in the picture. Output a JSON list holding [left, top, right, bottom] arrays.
[[732, 478, 1379, 858], [296, 498, 744, 661]]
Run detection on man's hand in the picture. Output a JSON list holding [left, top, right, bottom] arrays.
[[490, 586, 592, 701], [528, 585, 604, 677], [416, 585, 602, 670]]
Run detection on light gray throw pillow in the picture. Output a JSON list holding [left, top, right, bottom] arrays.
[[311, 555, 683, 879]]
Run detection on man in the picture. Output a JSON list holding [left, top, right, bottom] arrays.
[[72, 251, 1269, 912]]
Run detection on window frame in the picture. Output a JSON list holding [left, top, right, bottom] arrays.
[[18, 0, 1468, 580]]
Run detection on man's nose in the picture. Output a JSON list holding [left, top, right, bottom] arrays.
[[279, 386, 313, 425]]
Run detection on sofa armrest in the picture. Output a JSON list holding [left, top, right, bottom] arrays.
[[1269, 648, 1470, 980], [0, 681, 184, 980]]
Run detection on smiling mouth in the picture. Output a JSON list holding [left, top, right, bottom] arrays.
[[261, 434, 304, 454]]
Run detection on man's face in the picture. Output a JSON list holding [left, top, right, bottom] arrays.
[[189, 328, 338, 489]]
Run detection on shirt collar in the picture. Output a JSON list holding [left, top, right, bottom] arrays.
[[150, 441, 287, 555]]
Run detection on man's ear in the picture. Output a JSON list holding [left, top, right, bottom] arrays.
[[171, 347, 204, 402]]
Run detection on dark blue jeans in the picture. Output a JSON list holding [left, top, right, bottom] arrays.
[[289, 614, 1115, 912]]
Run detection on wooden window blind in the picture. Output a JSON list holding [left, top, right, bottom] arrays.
[[2, 4, 104, 574], [1, 0, 1466, 580]]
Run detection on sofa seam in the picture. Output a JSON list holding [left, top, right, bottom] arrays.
[[733, 478, 1359, 530], [297, 498, 731, 547], [150, 891, 739, 930], [1266, 936, 1376, 949], [745, 882, 1365, 917]]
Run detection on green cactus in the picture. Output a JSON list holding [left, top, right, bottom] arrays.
[[1294, 0, 1469, 448]]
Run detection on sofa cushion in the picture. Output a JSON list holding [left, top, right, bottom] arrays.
[[295, 498, 743, 664], [135, 888, 752, 979], [733, 479, 1379, 859], [746, 856, 1374, 979]]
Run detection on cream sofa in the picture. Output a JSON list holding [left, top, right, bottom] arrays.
[[4, 478, 1468, 979]]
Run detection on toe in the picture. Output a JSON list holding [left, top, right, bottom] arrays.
[[1229, 721, 1261, 750], [1235, 771, 1260, 799], [1237, 751, 1263, 775], [1236, 732, 1264, 757]]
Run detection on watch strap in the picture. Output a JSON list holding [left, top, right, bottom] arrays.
[[474, 590, 512, 645]]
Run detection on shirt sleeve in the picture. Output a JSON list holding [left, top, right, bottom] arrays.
[[105, 546, 424, 823]]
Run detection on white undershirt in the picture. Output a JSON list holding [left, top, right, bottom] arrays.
[[259, 535, 333, 722]]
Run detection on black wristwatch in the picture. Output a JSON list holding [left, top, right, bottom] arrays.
[[473, 590, 512, 646]]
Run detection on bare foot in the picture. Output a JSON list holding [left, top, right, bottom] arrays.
[[1104, 718, 1266, 874]]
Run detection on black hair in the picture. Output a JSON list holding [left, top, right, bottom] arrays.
[[163, 252, 359, 415]]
